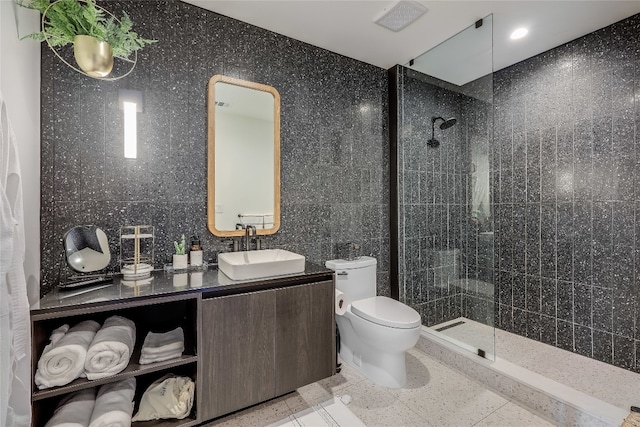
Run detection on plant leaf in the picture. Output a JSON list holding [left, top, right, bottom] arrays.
[[16, 0, 156, 62]]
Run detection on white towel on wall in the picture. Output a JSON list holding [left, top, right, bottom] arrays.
[[0, 90, 31, 426], [88, 378, 136, 427], [44, 388, 96, 427], [35, 320, 101, 389], [1, 178, 15, 427], [84, 316, 136, 380], [238, 214, 275, 229]]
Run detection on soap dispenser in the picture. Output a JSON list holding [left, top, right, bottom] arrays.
[[189, 236, 203, 266]]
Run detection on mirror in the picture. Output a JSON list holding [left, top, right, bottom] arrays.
[[207, 75, 281, 237], [63, 225, 111, 272]]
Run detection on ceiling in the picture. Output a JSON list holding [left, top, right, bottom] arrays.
[[183, 0, 640, 81]]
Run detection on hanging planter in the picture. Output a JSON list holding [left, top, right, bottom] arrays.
[[17, 0, 156, 80], [73, 35, 114, 77]]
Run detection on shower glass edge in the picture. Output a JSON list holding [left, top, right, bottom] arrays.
[[397, 14, 495, 361]]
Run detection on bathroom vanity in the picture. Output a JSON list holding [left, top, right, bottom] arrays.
[[30, 264, 335, 427]]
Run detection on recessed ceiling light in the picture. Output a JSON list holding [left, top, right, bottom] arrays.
[[510, 27, 529, 40]]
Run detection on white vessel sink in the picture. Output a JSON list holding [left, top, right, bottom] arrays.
[[217, 249, 305, 280]]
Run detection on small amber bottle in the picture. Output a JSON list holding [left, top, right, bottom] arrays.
[[189, 236, 203, 266]]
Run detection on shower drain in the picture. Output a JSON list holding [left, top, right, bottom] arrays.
[[434, 320, 466, 332]]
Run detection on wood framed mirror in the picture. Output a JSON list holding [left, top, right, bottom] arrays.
[[207, 75, 281, 237]]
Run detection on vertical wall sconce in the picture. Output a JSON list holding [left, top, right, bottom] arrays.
[[118, 89, 143, 159]]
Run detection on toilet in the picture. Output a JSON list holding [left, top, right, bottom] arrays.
[[326, 256, 421, 388]]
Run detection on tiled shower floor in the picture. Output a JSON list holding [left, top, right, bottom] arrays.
[[205, 348, 553, 427], [434, 317, 640, 412]]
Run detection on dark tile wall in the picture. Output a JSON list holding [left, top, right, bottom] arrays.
[[40, 0, 389, 294], [493, 13, 640, 372]]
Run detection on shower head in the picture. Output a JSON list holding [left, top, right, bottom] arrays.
[[432, 116, 457, 130], [439, 117, 457, 130], [428, 116, 457, 147]]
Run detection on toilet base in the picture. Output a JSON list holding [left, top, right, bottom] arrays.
[[339, 342, 408, 389]]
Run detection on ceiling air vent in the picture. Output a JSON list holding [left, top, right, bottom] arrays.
[[374, 0, 427, 32]]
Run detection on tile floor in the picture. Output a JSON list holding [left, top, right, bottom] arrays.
[[205, 348, 553, 427], [436, 318, 640, 412]]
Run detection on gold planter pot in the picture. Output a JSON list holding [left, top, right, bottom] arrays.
[[73, 35, 114, 77]]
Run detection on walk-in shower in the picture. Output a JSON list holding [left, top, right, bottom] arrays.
[[390, 11, 640, 422], [392, 14, 495, 359]]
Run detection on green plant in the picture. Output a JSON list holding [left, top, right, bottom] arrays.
[[17, 0, 156, 60], [174, 234, 186, 255]]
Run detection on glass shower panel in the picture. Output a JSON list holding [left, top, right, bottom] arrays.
[[398, 15, 495, 359]]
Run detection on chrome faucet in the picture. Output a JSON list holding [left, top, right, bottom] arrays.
[[244, 225, 256, 251], [235, 223, 256, 251]]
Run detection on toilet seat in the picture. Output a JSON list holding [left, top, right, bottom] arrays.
[[351, 296, 421, 329]]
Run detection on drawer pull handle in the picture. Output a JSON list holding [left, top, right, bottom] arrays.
[[337, 272, 348, 276]]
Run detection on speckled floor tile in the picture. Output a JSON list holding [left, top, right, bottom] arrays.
[[269, 396, 366, 427], [203, 345, 552, 427], [283, 359, 366, 413], [388, 349, 509, 427], [439, 318, 640, 411], [474, 402, 555, 427], [338, 378, 428, 427], [203, 397, 292, 427]]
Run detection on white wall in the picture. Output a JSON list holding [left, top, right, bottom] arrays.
[[1, 0, 41, 302]]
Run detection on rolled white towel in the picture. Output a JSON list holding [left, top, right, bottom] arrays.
[[44, 388, 96, 427], [88, 378, 136, 427], [140, 327, 184, 355], [35, 320, 101, 389], [84, 316, 136, 380]]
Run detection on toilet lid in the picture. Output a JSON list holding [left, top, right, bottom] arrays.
[[351, 296, 421, 329]]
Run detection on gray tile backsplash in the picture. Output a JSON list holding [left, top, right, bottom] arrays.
[[40, 0, 389, 294]]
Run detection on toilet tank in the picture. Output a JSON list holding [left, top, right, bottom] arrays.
[[325, 256, 377, 301]]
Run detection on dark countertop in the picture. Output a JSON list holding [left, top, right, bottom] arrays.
[[32, 262, 333, 316]]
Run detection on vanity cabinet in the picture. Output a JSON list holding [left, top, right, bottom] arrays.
[[31, 266, 335, 426], [200, 279, 335, 420], [30, 294, 200, 427]]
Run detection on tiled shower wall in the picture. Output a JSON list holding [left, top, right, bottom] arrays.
[[398, 68, 494, 328], [40, 0, 389, 295], [398, 69, 464, 324], [460, 90, 495, 325], [494, 13, 640, 371]]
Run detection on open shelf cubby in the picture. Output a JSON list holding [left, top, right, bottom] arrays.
[[31, 294, 201, 427]]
